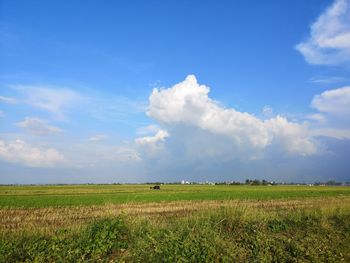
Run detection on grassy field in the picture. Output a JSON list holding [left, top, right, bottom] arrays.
[[0, 184, 349, 207], [1, 184, 350, 262]]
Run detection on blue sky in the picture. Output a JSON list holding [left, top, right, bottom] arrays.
[[0, 0, 350, 183]]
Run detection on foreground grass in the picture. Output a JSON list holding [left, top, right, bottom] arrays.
[[1, 197, 349, 262], [0, 184, 349, 208]]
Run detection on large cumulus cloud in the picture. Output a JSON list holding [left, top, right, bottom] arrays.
[[145, 75, 317, 158]]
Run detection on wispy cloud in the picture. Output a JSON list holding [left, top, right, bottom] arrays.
[[136, 124, 161, 135], [311, 128, 350, 139], [88, 134, 108, 142], [0, 95, 17, 104], [305, 113, 326, 124], [115, 147, 141, 162], [262, 105, 273, 117], [89, 96, 147, 122], [296, 0, 350, 65], [15, 117, 63, 136], [0, 110, 4, 118], [11, 85, 82, 120], [309, 76, 349, 84]]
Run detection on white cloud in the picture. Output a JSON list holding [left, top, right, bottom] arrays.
[[147, 75, 317, 156], [0, 139, 64, 167], [305, 113, 326, 124], [296, 0, 350, 65], [148, 75, 270, 149], [311, 86, 350, 116], [265, 116, 317, 156], [136, 124, 160, 135], [12, 85, 81, 120], [0, 95, 17, 104], [0, 110, 4, 118], [262, 105, 273, 117], [88, 134, 108, 142], [135, 128, 169, 157], [16, 117, 63, 136], [135, 129, 169, 145]]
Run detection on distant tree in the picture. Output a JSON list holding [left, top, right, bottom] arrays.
[[251, 179, 261, 185], [326, 180, 341, 186]]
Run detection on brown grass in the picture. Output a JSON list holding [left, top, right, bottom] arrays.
[[1, 197, 349, 234]]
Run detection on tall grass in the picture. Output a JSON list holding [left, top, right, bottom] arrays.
[[1, 199, 349, 262]]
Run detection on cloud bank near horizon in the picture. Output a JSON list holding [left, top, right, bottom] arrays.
[[0, 75, 350, 183], [128, 75, 350, 182]]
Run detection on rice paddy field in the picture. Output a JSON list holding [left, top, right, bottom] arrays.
[[1, 184, 350, 262]]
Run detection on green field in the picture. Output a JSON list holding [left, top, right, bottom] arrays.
[[1, 184, 350, 262], [1, 184, 349, 207]]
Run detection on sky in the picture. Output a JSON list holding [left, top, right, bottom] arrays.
[[0, 0, 350, 184]]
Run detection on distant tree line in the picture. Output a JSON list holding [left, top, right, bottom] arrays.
[[1, 180, 349, 186], [215, 181, 241, 185], [244, 179, 274, 185], [214, 179, 349, 186], [314, 180, 344, 186]]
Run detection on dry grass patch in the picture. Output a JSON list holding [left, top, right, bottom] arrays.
[[1, 196, 349, 234]]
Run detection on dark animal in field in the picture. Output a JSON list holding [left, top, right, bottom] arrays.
[[150, 185, 160, 190]]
